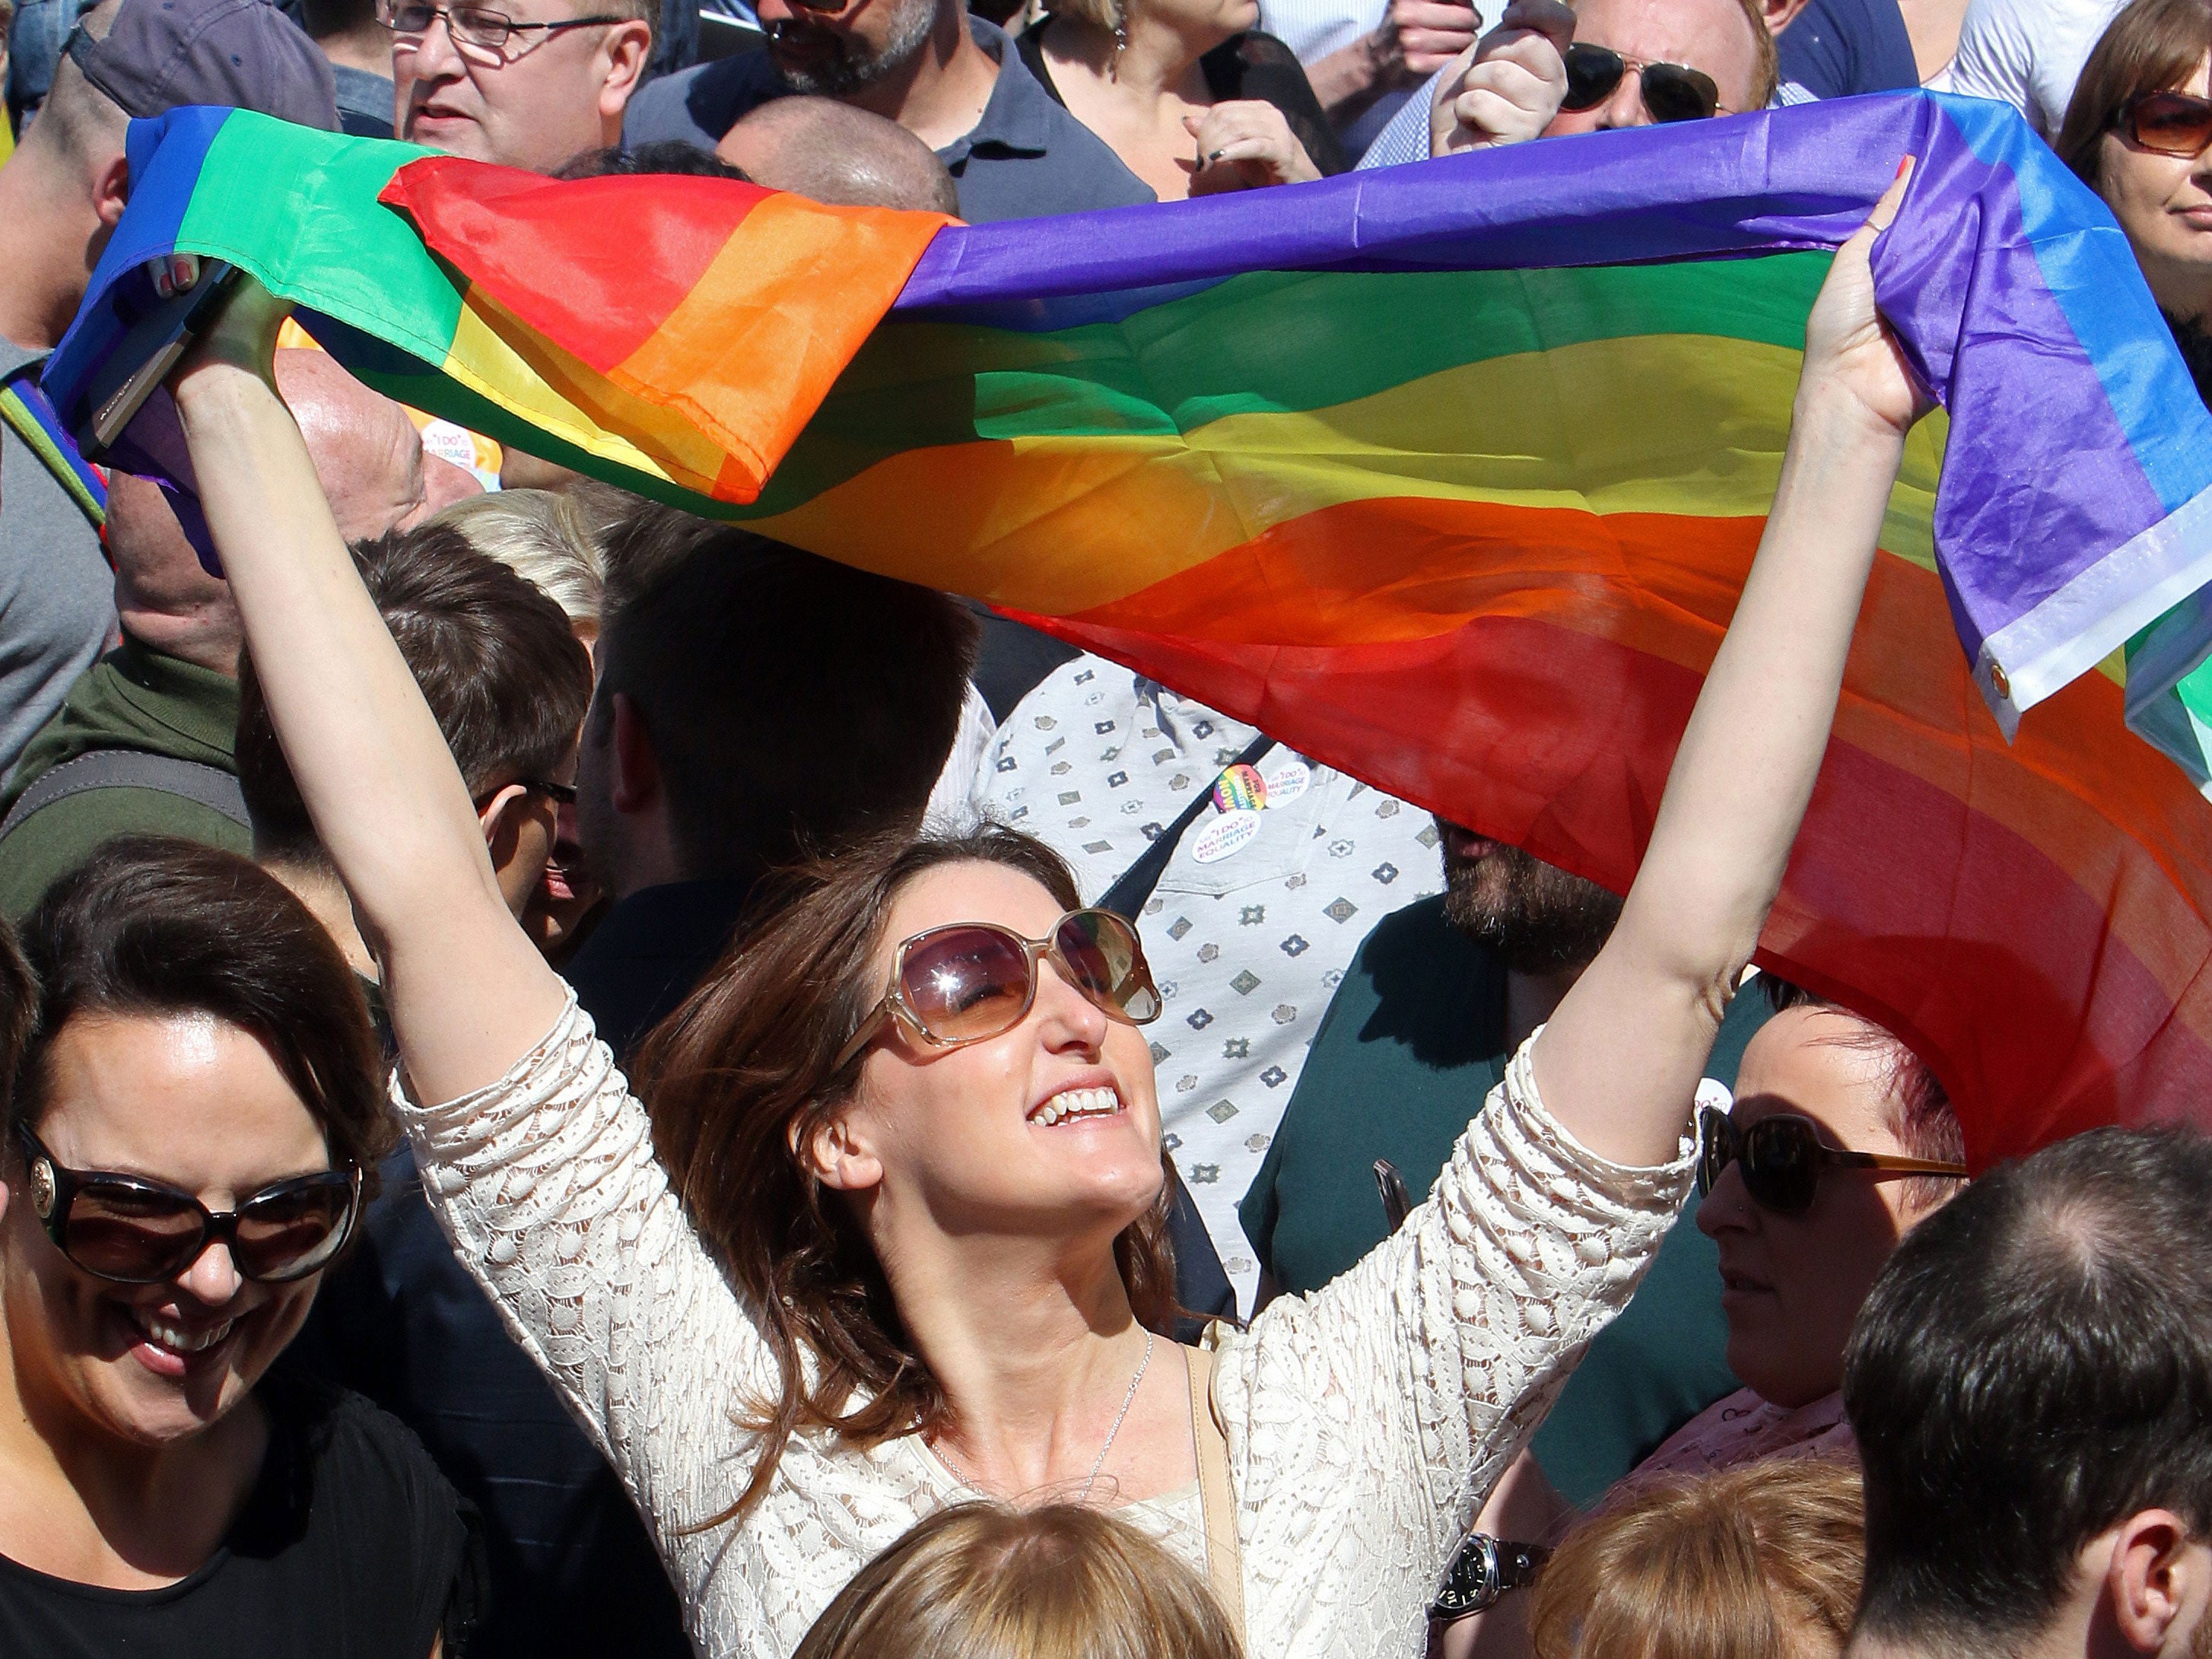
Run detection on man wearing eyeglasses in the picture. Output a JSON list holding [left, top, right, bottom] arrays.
[[386, 0, 653, 173]]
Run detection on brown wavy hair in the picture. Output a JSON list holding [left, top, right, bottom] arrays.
[[2055, 0, 2212, 186], [793, 1502, 1243, 1659], [1529, 1458, 1865, 1659], [632, 827, 1181, 1527]]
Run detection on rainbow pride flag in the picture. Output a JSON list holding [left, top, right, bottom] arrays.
[[46, 96, 2212, 1161]]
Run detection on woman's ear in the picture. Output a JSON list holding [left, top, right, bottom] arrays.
[[793, 1110, 884, 1194]]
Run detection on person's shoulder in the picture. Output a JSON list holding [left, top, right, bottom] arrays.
[[622, 50, 778, 147], [269, 1369, 466, 1519]]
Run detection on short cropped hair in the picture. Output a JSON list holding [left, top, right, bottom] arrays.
[[1528, 1460, 1864, 1659], [1844, 1126, 2212, 1653], [792, 1502, 1243, 1659], [592, 509, 977, 879], [11, 837, 393, 1185], [431, 488, 609, 629], [238, 523, 593, 865]]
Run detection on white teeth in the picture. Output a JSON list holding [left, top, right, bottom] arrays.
[[1031, 1085, 1124, 1125], [135, 1311, 236, 1354]]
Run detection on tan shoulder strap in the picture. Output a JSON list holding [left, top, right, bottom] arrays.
[[1184, 1340, 1246, 1643]]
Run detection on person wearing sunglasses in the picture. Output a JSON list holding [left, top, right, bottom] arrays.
[[2055, 0, 2212, 406], [164, 145, 1927, 1656], [383, 0, 653, 174], [0, 838, 481, 1654]]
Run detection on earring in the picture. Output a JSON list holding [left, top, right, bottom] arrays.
[[1113, 12, 1127, 62]]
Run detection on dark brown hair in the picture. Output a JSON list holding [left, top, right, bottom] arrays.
[[11, 837, 393, 1189], [593, 510, 977, 882], [0, 914, 34, 1112], [793, 1502, 1244, 1659], [1529, 1458, 1865, 1659], [238, 523, 592, 864], [2056, 0, 2212, 183], [633, 827, 1178, 1525]]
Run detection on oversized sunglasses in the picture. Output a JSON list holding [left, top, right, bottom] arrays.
[[831, 909, 1162, 1074], [1560, 42, 1726, 123], [14, 1121, 362, 1286], [380, 1, 628, 51], [1696, 1104, 1967, 1216], [2117, 89, 2212, 158]]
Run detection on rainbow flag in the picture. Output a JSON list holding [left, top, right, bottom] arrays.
[[46, 96, 2212, 1162]]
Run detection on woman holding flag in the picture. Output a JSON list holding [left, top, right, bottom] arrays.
[[157, 156, 1925, 1657]]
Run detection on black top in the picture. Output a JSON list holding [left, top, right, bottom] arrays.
[[1018, 23, 1351, 179], [0, 1371, 481, 1658]]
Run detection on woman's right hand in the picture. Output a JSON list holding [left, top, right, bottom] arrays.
[[1797, 158, 1931, 443], [1186, 101, 1324, 194]]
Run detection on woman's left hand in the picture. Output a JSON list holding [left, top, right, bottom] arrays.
[[1185, 100, 1324, 194]]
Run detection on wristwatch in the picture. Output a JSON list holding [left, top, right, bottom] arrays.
[[1429, 1532, 1551, 1621]]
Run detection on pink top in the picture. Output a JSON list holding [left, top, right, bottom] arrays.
[[1629, 1387, 1857, 1483]]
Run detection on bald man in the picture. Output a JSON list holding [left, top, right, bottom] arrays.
[[0, 351, 479, 917], [717, 94, 961, 211]]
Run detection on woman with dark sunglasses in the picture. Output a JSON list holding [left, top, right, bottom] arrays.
[[0, 838, 481, 1656], [2056, 0, 2212, 403], [159, 151, 1926, 1657]]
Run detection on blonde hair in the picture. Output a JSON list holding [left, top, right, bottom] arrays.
[[792, 1502, 1244, 1659], [1529, 1459, 1865, 1659], [430, 488, 611, 629]]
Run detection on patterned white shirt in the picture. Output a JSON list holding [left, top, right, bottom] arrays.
[[971, 656, 1443, 1309]]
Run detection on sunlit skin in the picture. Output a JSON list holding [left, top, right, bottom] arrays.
[[396, 0, 650, 172], [1696, 1005, 1936, 1409], [1543, 0, 1760, 134], [0, 1013, 336, 1586], [2095, 55, 2212, 325]]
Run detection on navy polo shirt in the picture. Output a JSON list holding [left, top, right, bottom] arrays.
[[621, 15, 1155, 223]]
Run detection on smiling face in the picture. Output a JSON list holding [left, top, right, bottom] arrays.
[[814, 861, 1167, 1251], [2096, 56, 2212, 319], [1695, 1006, 1932, 1410], [2, 1012, 336, 1448], [1546, 0, 1763, 133]]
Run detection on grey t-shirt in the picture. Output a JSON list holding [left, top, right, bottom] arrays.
[[621, 16, 1155, 223], [0, 336, 116, 783]]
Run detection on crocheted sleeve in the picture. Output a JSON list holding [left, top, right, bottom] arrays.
[[1213, 1034, 1696, 1657]]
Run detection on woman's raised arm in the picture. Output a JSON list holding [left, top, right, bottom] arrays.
[[1531, 162, 1930, 1167], [170, 274, 567, 1102]]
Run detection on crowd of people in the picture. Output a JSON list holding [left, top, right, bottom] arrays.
[[1, 0, 2210, 1651]]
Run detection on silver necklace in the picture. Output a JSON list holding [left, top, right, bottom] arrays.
[[936, 1330, 1156, 1506]]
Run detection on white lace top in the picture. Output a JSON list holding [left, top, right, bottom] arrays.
[[396, 994, 1693, 1659]]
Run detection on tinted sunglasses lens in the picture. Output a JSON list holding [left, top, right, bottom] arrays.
[[236, 1181, 356, 1281], [900, 926, 1034, 1045], [1740, 1119, 1819, 1213], [63, 1184, 205, 1282], [1054, 911, 1162, 1024], [1560, 43, 1625, 110], [1642, 63, 1719, 122], [2130, 92, 2212, 156]]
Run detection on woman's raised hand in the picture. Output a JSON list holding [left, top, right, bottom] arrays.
[[1799, 159, 1931, 442], [1186, 100, 1324, 194]]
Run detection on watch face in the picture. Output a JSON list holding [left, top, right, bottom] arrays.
[[1430, 1534, 1502, 1620]]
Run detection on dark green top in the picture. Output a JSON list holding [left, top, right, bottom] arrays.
[[1239, 893, 1770, 1506], [0, 637, 249, 920]]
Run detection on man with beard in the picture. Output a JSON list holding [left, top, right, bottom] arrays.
[[620, 0, 1152, 220], [1239, 817, 1769, 1501]]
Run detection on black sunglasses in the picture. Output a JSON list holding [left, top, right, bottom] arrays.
[[1696, 1104, 1968, 1216], [1560, 42, 1726, 123], [380, 1, 628, 51], [14, 1121, 362, 1286]]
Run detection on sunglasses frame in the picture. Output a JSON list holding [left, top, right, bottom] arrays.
[[1696, 1104, 1968, 1216], [1559, 42, 1727, 122], [831, 909, 1161, 1076], [12, 1120, 364, 1286], [2117, 88, 2212, 158]]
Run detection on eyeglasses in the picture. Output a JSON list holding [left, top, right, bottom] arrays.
[[380, 2, 628, 52], [1560, 43, 1727, 123], [13, 1121, 363, 1286], [831, 909, 1162, 1074], [1696, 1104, 1968, 1216], [2117, 89, 2212, 158]]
